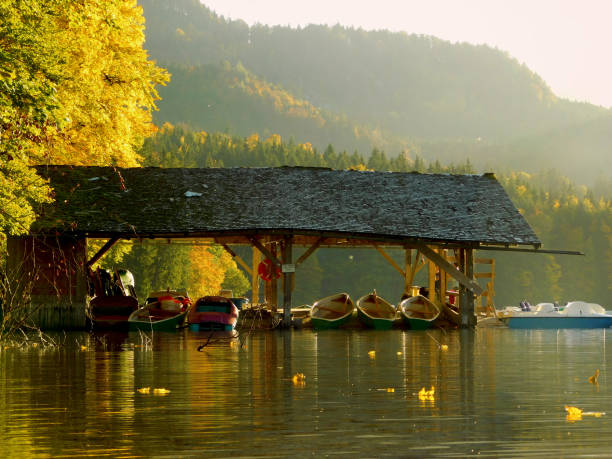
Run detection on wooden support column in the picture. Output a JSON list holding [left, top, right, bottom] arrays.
[[266, 241, 279, 311], [251, 246, 261, 305], [281, 235, 294, 328], [404, 248, 412, 295], [428, 258, 436, 303], [459, 248, 477, 328]]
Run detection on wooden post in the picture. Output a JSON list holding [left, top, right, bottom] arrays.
[[267, 241, 278, 311], [251, 246, 261, 305], [459, 248, 477, 327], [428, 257, 436, 303], [404, 248, 412, 296], [281, 235, 294, 328]]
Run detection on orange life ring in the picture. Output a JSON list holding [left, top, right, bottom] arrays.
[[258, 259, 281, 281]]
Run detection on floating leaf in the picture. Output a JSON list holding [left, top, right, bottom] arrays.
[[440, 345, 449, 351], [368, 350, 376, 358], [137, 387, 150, 394], [292, 373, 306, 384], [588, 369, 600, 385], [418, 386, 435, 401], [153, 388, 170, 395]]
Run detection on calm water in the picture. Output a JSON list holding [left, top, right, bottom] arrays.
[[1, 327, 612, 458]]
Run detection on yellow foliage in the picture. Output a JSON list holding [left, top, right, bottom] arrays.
[[44, 1, 169, 167], [246, 133, 260, 151], [516, 184, 527, 196], [265, 134, 282, 147]]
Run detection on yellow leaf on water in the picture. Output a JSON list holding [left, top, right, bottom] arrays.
[[153, 388, 170, 395], [440, 345, 449, 351], [368, 350, 376, 358], [137, 387, 150, 394], [396, 351, 402, 356], [588, 369, 600, 384], [565, 405, 582, 416], [292, 373, 306, 384], [386, 387, 395, 392], [80, 345, 87, 351]]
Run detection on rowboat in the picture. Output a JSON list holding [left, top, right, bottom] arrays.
[[128, 304, 188, 331], [86, 267, 139, 330], [498, 301, 612, 329], [128, 290, 191, 331], [310, 293, 355, 330], [189, 296, 239, 331], [87, 295, 139, 330], [398, 295, 440, 330], [441, 301, 461, 326], [356, 291, 397, 330]]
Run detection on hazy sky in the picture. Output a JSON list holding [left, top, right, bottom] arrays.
[[201, 0, 612, 108]]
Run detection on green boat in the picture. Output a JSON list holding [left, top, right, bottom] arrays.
[[399, 295, 440, 330], [128, 290, 191, 332], [356, 291, 397, 330], [310, 293, 355, 330], [128, 305, 188, 331]]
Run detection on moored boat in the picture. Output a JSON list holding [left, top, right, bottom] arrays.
[[189, 296, 239, 331], [88, 295, 139, 330], [498, 301, 612, 329], [441, 301, 461, 326], [399, 295, 440, 330], [356, 291, 396, 330], [310, 293, 355, 330], [128, 290, 191, 332]]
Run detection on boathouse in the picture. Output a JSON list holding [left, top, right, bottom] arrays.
[[7, 165, 544, 329]]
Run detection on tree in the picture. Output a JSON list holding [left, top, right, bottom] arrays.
[[0, 0, 169, 238]]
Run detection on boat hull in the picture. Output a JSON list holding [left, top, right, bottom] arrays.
[[129, 311, 188, 332], [399, 295, 440, 331], [310, 293, 355, 330], [311, 313, 352, 330], [502, 316, 612, 329], [189, 296, 239, 331], [356, 308, 395, 330]]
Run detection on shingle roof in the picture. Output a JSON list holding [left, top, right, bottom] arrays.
[[32, 165, 540, 247]]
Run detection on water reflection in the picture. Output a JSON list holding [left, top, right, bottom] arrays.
[[2, 328, 612, 457]]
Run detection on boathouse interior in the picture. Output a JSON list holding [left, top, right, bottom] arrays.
[[7, 165, 545, 329]]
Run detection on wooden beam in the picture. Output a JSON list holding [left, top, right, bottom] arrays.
[[86, 236, 119, 267], [415, 243, 484, 295], [281, 235, 293, 327], [373, 243, 405, 276], [248, 237, 281, 266], [407, 250, 425, 287], [295, 237, 326, 266], [219, 243, 253, 277], [252, 247, 261, 305]]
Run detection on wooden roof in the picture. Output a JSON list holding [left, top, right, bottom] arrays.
[[31, 165, 541, 248]]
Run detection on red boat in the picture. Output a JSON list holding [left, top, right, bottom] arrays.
[[188, 296, 239, 331]]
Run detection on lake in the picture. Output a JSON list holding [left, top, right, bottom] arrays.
[[1, 327, 611, 457]]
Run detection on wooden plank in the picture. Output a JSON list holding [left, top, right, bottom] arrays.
[[475, 258, 494, 264], [252, 247, 261, 305], [407, 250, 425, 287], [248, 237, 281, 266], [475, 272, 493, 278], [373, 243, 405, 276], [415, 243, 484, 295], [295, 237, 326, 266], [86, 236, 119, 267], [219, 243, 253, 277]]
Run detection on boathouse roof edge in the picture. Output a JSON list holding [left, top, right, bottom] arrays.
[[30, 165, 541, 248]]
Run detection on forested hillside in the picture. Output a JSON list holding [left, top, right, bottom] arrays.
[[139, 0, 611, 184]]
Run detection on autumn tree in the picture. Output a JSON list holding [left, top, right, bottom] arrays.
[[0, 0, 169, 238]]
